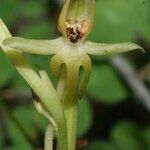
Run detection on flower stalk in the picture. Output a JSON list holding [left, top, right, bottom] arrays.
[[0, 0, 144, 150]]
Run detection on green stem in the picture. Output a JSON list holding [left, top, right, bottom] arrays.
[[56, 65, 78, 150], [44, 124, 54, 150], [64, 104, 77, 150]]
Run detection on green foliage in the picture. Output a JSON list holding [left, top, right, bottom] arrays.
[[0, 130, 2, 148], [77, 98, 93, 137], [90, 0, 150, 42], [0, 51, 14, 87], [6, 105, 48, 149], [87, 64, 127, 103], [12, 74, 29, 89], [0, 0, 21, 26], [141, 126, 150, 150], [12, 105, 48, 133], [110, 121, 146, 150], [18, 23, 55, 39], [7, 118, 32, 150], [86, 121, 149, 150], [86, 140, 118, 150], [20, 1, 45, 18]]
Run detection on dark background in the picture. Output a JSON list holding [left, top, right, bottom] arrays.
[[0, 0, 149, 149]]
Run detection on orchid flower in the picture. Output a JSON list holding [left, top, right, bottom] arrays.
[[0, 0, 144, 150]]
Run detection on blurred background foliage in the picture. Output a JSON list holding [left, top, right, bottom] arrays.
[[0, 0, 149, 149]]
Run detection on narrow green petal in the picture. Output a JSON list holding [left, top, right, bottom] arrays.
[[50, 53, 67, 76], [78, 54, 92, 99], [63, 63, 79, 107], [3, 36, 64, 55], [84, 41, 145, 56]]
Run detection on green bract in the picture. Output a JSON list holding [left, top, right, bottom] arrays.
[[0, 0, 144, 150]]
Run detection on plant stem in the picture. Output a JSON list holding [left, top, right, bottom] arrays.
[[56, 122, 68, 150], [56, 65, 78, 150], [64, 104, 77, 150], [44, 124, 54, 150]]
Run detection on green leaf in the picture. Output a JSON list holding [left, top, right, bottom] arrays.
[[110, 121, 145, 150], [6, 105, 48, 149], [13, 105, 48, 133], [89, 0, 150, 42], [87, 64, 127, 103], [7, 116, 32, 150], [0, 51, 14, 87], [0, 128, 2, 148], [0, 0, 21, 26], [12, 74, 28, 89], [141, 126, 150, 150], [18, 22, 55, 39], [86, 140, 119, 150], [20, 1, 45, 18], [77, 98, 93, 137]]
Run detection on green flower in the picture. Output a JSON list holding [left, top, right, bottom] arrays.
[[1, 0, 144, 107], [0, 1, 144, 150]]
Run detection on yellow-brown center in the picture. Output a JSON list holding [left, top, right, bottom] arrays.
[[65, 20, 89, 43]]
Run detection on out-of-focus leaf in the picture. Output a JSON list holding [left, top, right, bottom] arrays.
[[110, 121, 145, 150], [31, 105, 48, 132], [7, 118, 32, 150], [141, 126, 150, 150], [0, 130, 2, 148], [89, 0, 150, 42], [12, 74, 28, 89], [0, 0, 21, 26], [77, 98, 93, 137], [6, 105, 48, 149], [13, 105, 48, 133], [87, 64, 127, 103], [0, 51, 14, 87], [18, 22, 55, 39], [86, 140, 119, 150], [21, 1, 45, 18]]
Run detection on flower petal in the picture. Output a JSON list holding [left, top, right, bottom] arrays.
[[78, 54, 92, 99], [84, 41, 145, 56], [3, 36, 65, 55]]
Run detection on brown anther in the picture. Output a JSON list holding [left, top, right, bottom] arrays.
[[65, 20, 89, 43], [70, 28, 76, 35]]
